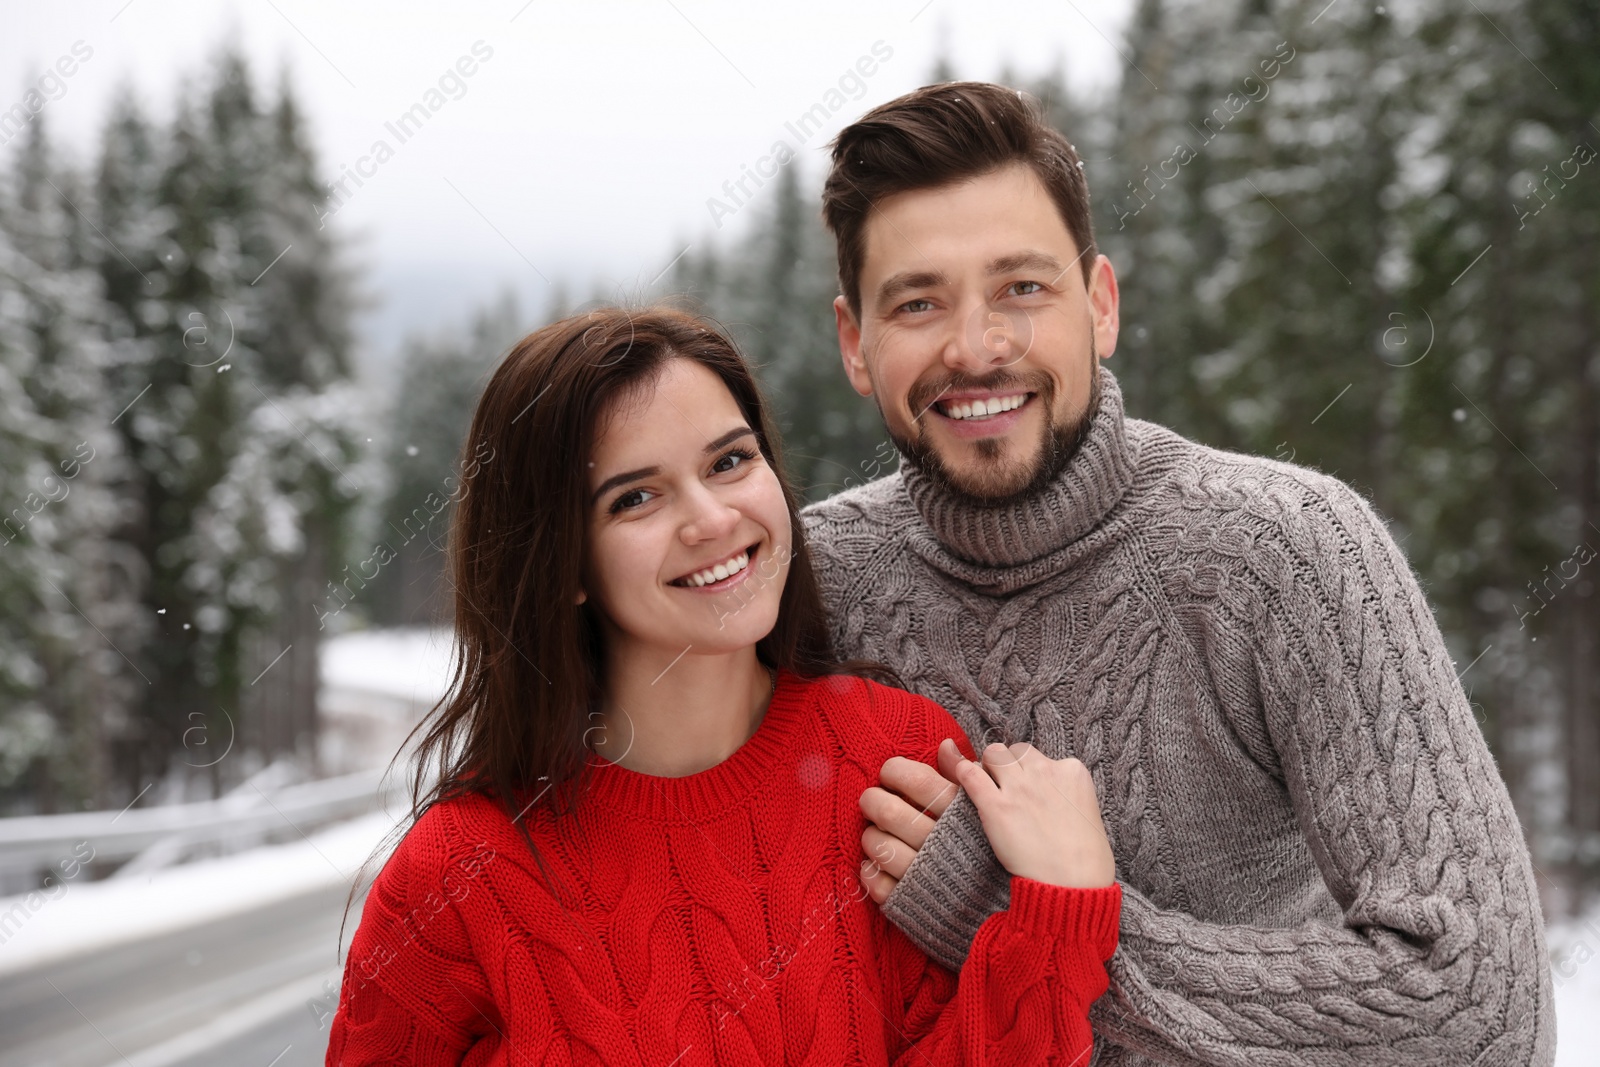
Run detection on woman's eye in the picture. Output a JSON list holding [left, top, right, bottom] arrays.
[[610, 488, 653, 513], [712, 447, 757, 474]]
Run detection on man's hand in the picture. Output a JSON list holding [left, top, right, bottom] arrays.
[[858, 738, 965, 903], [956, 742, 1114, 889]]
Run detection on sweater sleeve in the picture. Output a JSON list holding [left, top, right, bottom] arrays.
[[1081, 480, 1555, 1065], [325, 814, 504, 1067], [874, 683, 1014, 974], [880, 787, 1014, 972], [884, 877, 1121, 1065]]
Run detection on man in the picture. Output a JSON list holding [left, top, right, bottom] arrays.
[[802, 81, 1554, 1066]]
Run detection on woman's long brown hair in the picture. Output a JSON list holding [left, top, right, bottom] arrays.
[[341, 307, 890, 931]]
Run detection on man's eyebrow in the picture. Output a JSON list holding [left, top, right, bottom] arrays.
[[987, 250, 1063, 276], [589, 426, 756, 505], [876, 269, 948, 309]]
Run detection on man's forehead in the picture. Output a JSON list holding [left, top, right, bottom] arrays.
[[860, 168, 1075, 273]]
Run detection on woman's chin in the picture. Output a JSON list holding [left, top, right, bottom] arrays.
[[678, 599, 782, 658]]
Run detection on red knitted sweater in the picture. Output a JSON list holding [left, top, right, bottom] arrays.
[[326, 672, 1121, 1065]]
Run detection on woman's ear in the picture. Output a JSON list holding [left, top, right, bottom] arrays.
[[575, 589, 588, 606]]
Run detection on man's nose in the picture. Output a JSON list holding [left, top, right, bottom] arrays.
[[940, 296, 1027, 375]]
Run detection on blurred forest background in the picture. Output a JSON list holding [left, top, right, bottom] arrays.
[[2, 0, 1598, 913]]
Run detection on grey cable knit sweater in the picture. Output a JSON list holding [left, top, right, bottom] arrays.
[[801, 367, 1555, 1066]]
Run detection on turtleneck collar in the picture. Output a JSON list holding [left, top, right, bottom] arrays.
[[899, 365, 1139, 569]]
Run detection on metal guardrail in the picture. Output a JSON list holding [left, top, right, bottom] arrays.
[[0, 766, 398, 894]]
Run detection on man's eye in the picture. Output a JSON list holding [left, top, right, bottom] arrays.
[[1009, 281, 1044, 297], [898, 298, 934, 314]]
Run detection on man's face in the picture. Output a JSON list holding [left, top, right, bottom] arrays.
[[834, 163, 1120, 503]]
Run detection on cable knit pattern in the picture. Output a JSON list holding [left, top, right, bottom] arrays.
[[801, 367, 1555, 1067], [326, 672, 1122, 1066]]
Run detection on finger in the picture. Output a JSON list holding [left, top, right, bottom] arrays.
[[861, 825, 914, 880], [879, 756, 958, 816], [953, 752, 1001, 808], [859, 858, 898, 904], [860, 785, 938, 849], [935, 738, 966, 790]]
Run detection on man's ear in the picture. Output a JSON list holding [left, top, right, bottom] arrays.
[[834, 295, 874, 398], [1086, 254, 1121, 360]]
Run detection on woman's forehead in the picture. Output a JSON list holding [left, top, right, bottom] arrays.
[[588, 360, 745, 471]]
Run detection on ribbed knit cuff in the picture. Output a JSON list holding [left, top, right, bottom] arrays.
[[882, 787, 1012, 971], [1008, 878, 1122, 960]]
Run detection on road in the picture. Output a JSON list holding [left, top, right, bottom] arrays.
[[0, 882, 361, 1067]]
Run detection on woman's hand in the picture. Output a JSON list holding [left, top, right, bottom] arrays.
[[954, 741, 1115, 889]]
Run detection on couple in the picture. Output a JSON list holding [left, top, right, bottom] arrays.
[[327, 82, 1554, 1065]]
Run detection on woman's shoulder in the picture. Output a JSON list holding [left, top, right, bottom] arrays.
[[790, 671, 967, 764], [379, 791, 522, 888]]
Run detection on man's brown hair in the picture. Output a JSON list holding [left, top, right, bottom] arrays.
[[821, 81, 1097, 320]]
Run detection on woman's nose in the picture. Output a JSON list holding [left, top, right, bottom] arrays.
[[679, 483, 740, 543]]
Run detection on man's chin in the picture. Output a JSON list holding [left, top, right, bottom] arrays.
[[926, 446, 1039, 501]]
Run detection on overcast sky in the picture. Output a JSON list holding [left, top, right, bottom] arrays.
[[2, 0, 1133, 368]]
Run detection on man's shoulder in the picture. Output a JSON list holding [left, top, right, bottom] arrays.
[[801, 469, 915, 540], [1130, 418, 1388, 542], [800, 471, 919, 593]]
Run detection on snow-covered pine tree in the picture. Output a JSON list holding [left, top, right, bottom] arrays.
[[0, 117, 138, 813], [173, 53, 363, 783], [91, 51, 362, 798], [1391, 0, 1600, 896]]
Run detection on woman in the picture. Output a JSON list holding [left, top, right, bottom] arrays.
[[326, 307, 1120, 1065]]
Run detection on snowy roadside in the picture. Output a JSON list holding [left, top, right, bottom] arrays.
[[0, 807, 400, 978], [0, 628, 449, 979]]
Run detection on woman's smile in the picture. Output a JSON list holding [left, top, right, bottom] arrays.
[[670, 542, 760, 590]]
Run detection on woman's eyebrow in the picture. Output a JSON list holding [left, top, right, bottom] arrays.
[[591, 465, 658, 504], [702, 425, 755, 454], [589, 426, 756, 505]]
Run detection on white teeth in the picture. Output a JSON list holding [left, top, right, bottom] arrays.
[[944, 394, 1025, 420], [683, 550, 749, 587]]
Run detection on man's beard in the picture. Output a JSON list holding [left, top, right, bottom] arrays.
[[887, 347, 1102, 507]]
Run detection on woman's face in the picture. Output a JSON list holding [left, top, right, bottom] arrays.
[[584, 358, 793, 663]]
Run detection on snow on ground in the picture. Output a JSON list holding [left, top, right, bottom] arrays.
[[320, 626, 455, 703], [0, 808, 401, 978], [1551, 899, 1600, 1065]]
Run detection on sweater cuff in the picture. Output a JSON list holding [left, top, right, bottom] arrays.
[[882, 786, 1012, 971], [1007, 877, 1122, 960]]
